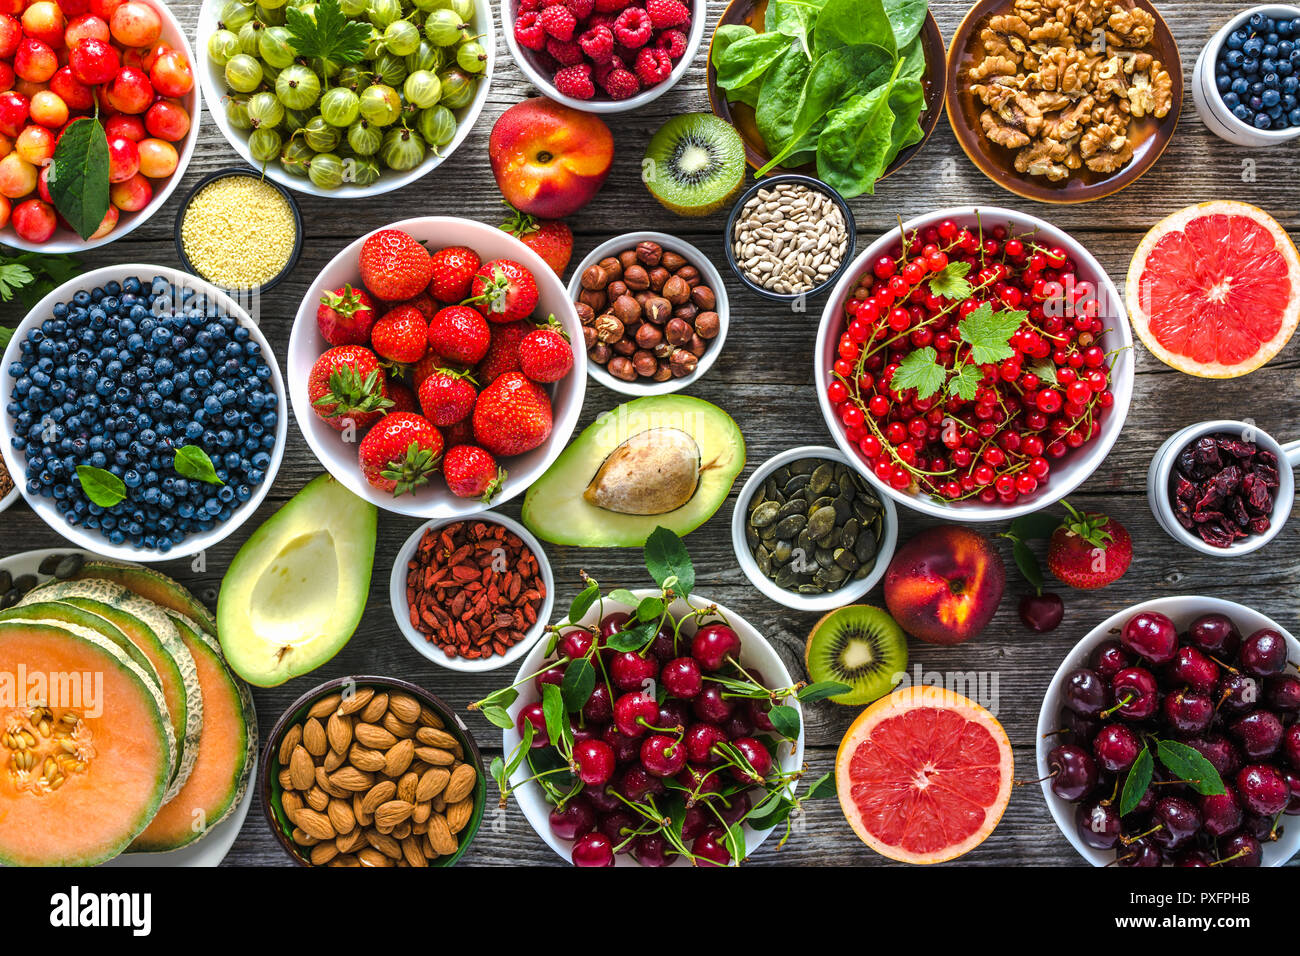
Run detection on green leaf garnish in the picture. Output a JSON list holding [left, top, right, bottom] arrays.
[[75, 465, 125, 508], [644, 526, 694, 598], [567, 578, 600, 624], [47, 117, 110, 241], [957, 302, 1026, 365], [927, 260, 973, 300], [797, 680, 853, 702], [285, 0, 369, 63], [559, 658, 595, 713], [1156, 740, 1226, 796], [172, 445, 225, 485], [1119, 745, 1153, 817], [766, 703, 801, 739], [889, 346, 946, 399]]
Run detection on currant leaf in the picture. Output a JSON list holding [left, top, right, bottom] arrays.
[[890, 346, 946, 399]]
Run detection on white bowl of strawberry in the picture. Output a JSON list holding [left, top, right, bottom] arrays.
[[502, 0, 704, 111], [815, 206, 1135, 522], [0, 0, 200, 251], [288, 216, 586, 517]]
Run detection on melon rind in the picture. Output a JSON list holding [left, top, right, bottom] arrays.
[[68, 561, 219, 635]]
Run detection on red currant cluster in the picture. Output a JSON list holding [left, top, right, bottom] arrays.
[[825, 219, 1118, 506]]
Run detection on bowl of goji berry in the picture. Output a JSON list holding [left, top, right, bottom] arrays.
[[389, 512, 555, 672], [815, 206, 1135, 522]]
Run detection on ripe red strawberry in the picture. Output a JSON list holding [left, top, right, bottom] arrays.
[[410, 348, 444, 389], [500, 205, 573, 275], [386, 380, 417, 414], [417, 368, 478, 426], [428, 305, 490, 365], [475, 320, 529, 383], [317, 284, 375, 346], [308, 346, 393, 433], [359, 228, 432, 302], [468, 259, 539, 323], [518, 318, 573, 383], [472, 372, 553, 456], [427, 245, 481, 303], [358, 412, 444, 496], [1046, 501, 1133, 590], [645, 0, 690, 29], [371, 305, 430, 364], [397, 291, 437, 321], [443, 445, 506, 501]]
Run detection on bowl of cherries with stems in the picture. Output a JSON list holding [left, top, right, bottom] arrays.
[[469, 527, 843, 867], [1036, 596, 1300, 867]]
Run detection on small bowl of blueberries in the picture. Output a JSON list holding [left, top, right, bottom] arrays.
[[0, 265, 288, 562], [1195, 4, 1300, 145]]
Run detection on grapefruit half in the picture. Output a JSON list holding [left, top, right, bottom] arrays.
[[835, 685, 1013, 864], [1126, 200, 1300, 378]]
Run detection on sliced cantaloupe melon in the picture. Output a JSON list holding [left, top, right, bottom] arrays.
[[130, 613, 256, 853], [67, 562, 218, 635], [21, 580, 202, 801], [0, 602, 157, 685], [0, 620, 175, 866]]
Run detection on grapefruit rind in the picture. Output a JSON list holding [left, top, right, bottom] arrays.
[[835, 685, 1013, 864], [1125, 200, 1300, 378]]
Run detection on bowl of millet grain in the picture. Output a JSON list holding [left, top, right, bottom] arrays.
[[175, 167, 304, 294]]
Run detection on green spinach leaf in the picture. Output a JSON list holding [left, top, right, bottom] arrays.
[[883, 0, 928, 48], [815, 60, 903, 197], [885, 76, 926, 161], [766, 0, 825, 57], [755, 44, 812, 155], [812, 0, 895, 58], [714, 31, 790, 91]]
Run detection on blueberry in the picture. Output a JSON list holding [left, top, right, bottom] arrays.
[[1255, 111, 1273, 127], [1234, 103, 1252, 120]]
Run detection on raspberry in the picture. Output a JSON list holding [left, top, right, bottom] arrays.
[[601, 66, 641, 99], [655, 28, 687, 59], [514, 11, 547, 50], [539, 3, 576, 40], [545, 36, 585, 65], [519, 0, 542, 9], [578, 24, 615, 63], [564, 0, 594, 18], [645, 0, 690, 29], [593, 0, 629, 12], [587, 12, 617, 28], [553, 62, 595, 99], [634, 46, 672, 85], [612, 6, 653, 47], [592, 53, 624, 84]]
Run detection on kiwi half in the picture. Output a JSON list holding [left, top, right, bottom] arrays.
[[805, 605, 908, 706], [643, 113, 746, 217]]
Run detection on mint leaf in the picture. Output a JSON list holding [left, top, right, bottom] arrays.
[[286, 0, 369, 63], [1119, 745, 1153, 816], [958, 302, 1026, 365], [947, 362, 982, 401], [1156, 740, 1226, 796], [47, 117, 110, 240], [928, 260, 973, 300], [76, 465, 125, 508], [172, 445, 224, 485], [890, 346, 945, 399], [644, 526, 693, 598]]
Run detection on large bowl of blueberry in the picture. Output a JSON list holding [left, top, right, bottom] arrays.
[[1194, 4, 1300, 146], [0, 265, 288, 561]]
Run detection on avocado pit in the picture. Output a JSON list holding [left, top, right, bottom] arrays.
[[583, 428, 701, 515]]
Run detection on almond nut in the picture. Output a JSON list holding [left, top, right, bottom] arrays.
[[288, 745, 315, 791], [305, 785, 329, 812], [328, 766, 374, 792], [397, 771, 419, 804], [327, 798, 356, 835], [415, 726, 459, 749], [348, 744, 387, 773], [326, 712, 352, 753], [302, 717, 328, 756], [385, 738, 415, 778], [414, 746, 455, 766], [416, 767, 450, 802], [360, 693, 389, 724], [446, 797, 474, 834], [388, 693, 422, 724], [295, 808, 335, 841], [374, 799, 414, 830], [307, 692, 342, 719], [355, 722, 397, 750], [365, 828, 403, 860], [426, 814, 458, 856], [444, 763, 478, 804], [418, 706, 445, 729], [338, 687, 374, 716], [277, 723, 302, 766], [361, 780, 397, 815]]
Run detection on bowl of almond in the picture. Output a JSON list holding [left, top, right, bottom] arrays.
[[260, 676, 486, 867]]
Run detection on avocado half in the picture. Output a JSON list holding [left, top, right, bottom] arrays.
[[522, 395, 745, 547]]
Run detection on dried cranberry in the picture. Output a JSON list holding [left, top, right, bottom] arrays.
[[1170, 432, 1278, 548]]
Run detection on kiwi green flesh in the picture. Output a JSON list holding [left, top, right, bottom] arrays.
[[644, 114, 746, 216], [805, 605, 908, 706]]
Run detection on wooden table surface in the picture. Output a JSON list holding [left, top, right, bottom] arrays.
[[3, 0, 1298, 867]]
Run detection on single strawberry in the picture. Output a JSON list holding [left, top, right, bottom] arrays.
[[316, 284, 376, 346], [308, 345, 393, 433], [1046, 501, 1133, 590], [518, 317, 573, 383], [358, 412, 444, 496], [467, 259, 539, 323], [476, 320, 530, 383], [472, 371, 553, 457], [500, 204, 573, 275], [371, 305, 430, 364], [386, 379, 417, 415], [409, 348, 444, 389], [359, 228, 432, 302], [443, 445, 506, 501], [428, 305, 490, 365], [427, 245, 481, 303], [417, 368, 478, 426], [397, 291, 437, 321]]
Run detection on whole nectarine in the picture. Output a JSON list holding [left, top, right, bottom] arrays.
[[488, 96, 613, 219], [884, 526, 1006, 645]]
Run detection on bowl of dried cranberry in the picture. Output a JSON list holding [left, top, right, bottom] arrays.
[[1148, 419, 1300, 556], [388, 512, 555, 673], [815, 206, 1135, 522], [502, 0, 706, 112]]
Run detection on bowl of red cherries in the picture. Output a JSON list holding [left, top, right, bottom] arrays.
[[1037, 596, 1300, 867]]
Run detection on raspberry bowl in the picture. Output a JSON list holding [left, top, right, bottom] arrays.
[[815, 206, 1134, 522], [501, 0, 705, 112]]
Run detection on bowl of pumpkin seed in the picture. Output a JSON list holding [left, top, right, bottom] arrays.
[[731, 445, 897, 612]]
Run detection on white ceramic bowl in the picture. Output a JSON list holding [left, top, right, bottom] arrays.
[[1, 0, 201, 253], [499, 0, 704, 113], [1037, 596, 1300, 867], [0, 485, 18, 516], [388, 512, 555, 672], [503, 588, 805, 866], [1147, 418, 1300, 557], [0, 264, 288, 563], [815, 205, 1135, 523], [730, 444, 897, 611], [567, 231, 729, 396], [289, 216, 586, 518], [196, 0, 494, 198], [1193, 5, 1300, 147]]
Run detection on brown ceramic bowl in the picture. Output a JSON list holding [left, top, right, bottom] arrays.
[[945, 0, 1183, 204], [706, 0, 947, 180], [259, 675, 486, 867]]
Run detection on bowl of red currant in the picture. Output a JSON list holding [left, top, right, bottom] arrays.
[[1037, 596, 1300, 867], [815, 206, 1135, 521]]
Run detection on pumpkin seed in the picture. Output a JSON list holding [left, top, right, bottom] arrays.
[[750, 501, 780, 528]]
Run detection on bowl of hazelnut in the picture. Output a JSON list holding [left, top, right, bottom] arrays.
[[568, 232, 729, 396]]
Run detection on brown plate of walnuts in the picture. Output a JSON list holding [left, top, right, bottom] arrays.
[[568, 231, 729, 396], [946, 0, 1183, 203]]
